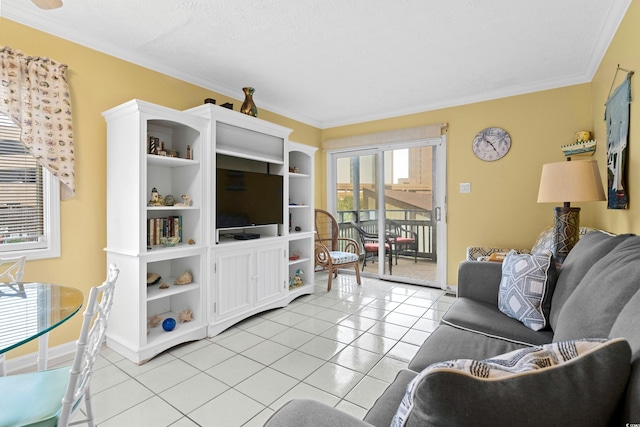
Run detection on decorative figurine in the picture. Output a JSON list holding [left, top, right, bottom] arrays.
[[149, 136, 159, 155], [175, 271, 193, 285], [174, 195, 191, 207], [148, 188, 164, 206], [290, 269, 304, 288], [159, 282, 169, 289], [188, 238, 196, 245], [178, 308, 193, 323]]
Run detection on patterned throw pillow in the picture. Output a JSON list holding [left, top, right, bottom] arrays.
[[390, 338, 631, 427], [498, 249, 557, 330]]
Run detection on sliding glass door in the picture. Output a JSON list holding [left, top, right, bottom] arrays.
[[328, 137, 446, 288]]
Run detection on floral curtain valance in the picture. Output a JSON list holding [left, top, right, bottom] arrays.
[[0, 46, 75, 200]]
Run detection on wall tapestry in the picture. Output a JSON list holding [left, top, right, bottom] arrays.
[[604, 71, 632, 209]]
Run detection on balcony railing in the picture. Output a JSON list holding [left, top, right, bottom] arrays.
[[336, 209, 436, 261]]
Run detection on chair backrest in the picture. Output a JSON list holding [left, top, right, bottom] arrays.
[[0, 255, 26, 283], [315, 209, 339, 251], [58, 263, 119, 425]]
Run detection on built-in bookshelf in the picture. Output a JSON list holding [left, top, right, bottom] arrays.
[[104, 99, 317, 364], [103, 100, 208, 364]]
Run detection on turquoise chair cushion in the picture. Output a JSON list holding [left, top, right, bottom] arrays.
[[0, 366, 70, 427]]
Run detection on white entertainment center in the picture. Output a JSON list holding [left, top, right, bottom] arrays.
[[103, 99, 316, 364]]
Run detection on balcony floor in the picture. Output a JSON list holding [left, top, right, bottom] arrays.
[[358, 255, 437, 283]]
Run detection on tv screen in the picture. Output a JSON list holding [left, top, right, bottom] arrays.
[[216, 168, 283, 229]]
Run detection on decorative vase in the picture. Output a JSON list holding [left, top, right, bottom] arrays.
[[240, 87, 258, 117]]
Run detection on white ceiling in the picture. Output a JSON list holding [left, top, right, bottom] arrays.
[[1, 0, 631, 128]]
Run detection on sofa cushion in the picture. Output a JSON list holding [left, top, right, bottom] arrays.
[[362, 369, 416, 427], [549, 231, 631, 330], [553, 235, 640, 342], [264, 399, 373, 427], [498, 250, 557, 331], [441, 298, 553, 347], [392, 338, 631, 427], [408, 323, 531, 372], [601, 275, 640, 424]]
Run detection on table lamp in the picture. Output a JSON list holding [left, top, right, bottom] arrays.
[[537, 159, 605, 264]]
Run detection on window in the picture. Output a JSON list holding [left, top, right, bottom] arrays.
[[0, 114, 60, 259]]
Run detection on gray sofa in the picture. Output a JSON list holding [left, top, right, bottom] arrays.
[[265, 230, 640, 427]]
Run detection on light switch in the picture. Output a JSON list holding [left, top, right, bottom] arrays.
[[460, 182, 471, 193]]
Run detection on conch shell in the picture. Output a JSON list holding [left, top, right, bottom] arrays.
[[178, 308, 193, 323], [174, 271, 193, 285]]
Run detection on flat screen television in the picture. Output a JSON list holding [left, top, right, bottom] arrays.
[[216, 168, 283, 229]]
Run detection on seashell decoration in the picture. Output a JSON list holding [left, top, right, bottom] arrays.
[[178, 308, 193, 323], [174, 271, 193, 285], [148, 313, 163, 328], [147, 272, 161, 285]]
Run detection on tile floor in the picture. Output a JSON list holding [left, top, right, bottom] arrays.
[[62, 272, 455, 426]]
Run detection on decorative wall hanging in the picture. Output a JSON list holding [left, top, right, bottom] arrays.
[[0, 46, 75, 200], [604, 66, 634, 209]]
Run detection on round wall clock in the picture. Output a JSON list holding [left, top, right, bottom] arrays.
[[472, 127, 511, 161]]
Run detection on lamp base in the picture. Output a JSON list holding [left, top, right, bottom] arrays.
[[553, 206, 580, 264]]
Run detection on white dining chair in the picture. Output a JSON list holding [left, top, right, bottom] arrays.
[[0, 255, 26, 283], [0, 255, 27, 376], [0, 263, 119, 427]]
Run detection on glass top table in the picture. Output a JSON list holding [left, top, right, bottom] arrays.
[[0, 282, 83, 374]]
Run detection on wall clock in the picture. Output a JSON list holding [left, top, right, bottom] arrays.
[[472, 127, 511, 161]]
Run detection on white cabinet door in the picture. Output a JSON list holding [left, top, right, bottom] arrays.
[[214, 249, 254, 320], [255, 243, 286, 304]]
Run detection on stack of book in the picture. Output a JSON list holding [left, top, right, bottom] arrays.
[[148, 216, 182, 246]]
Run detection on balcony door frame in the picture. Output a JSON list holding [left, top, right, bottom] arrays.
[[327, 135, 447, 289]]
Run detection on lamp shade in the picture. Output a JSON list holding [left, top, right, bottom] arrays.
[[537, 160, 606, 203]]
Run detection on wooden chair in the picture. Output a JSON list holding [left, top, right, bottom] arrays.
[[314, 209, 361, 291], [351, 221, 393, 274], [0, 263, 119, 427]]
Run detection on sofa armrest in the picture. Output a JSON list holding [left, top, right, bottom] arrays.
[[457, 261, 503, 305], [265, 399, 373, 427]]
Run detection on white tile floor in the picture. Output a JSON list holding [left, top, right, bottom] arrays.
[[64, 272, 455, 426]]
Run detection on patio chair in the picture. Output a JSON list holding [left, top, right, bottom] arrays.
[[0, 263, 119, 427], [387, 220, 418, 264], [350, 221, 393, 275], [314, 209, 361, 291]]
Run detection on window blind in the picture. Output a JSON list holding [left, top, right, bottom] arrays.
[[0, 115, 45, 248]]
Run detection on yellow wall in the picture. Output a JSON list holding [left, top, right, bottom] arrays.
[[0, 18, 320, 358], [590, 0, 640, 234], [321, 84, 593, 284]]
